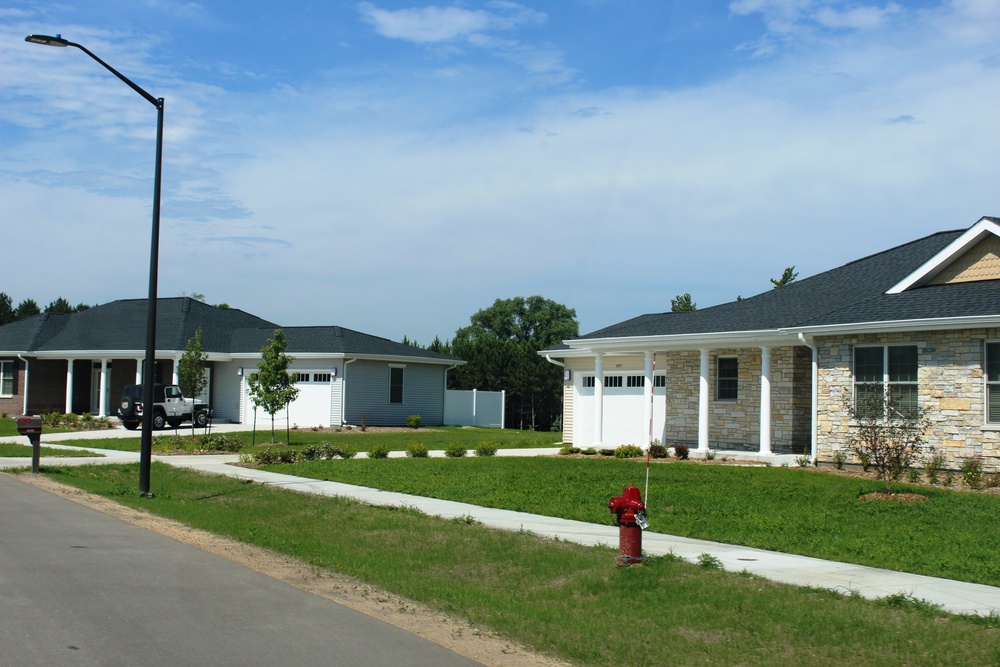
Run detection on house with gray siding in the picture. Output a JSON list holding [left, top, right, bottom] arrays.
[[542, 216, 1000, 471], [0, 298, 461, 428]]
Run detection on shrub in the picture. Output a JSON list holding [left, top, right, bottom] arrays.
[[674, 444, 689, 460], [705, 449, 716, 461], [582, 447, 597, 456], [444, 443, 468, 458], [406, 443, 429, 458], [475, 441, 498, 457], [845, 390, 929, 493], [925, 450, 946, 484], [368, 443, 391, 459], [406, 414, 422, 429], [698, 553, 723, 570], [339, 443, 358, 459], [559, 446, 581, 456], [907, 467, 921, 483], [300, 445, 322, 461], [276, 448, 297, 464], [320, 442, 342, 460], [795, 455, 811, 468], [200, 434, 243, 452], [599, 448, 615, 457], [614, 444, 644, 459], [649, 443, 668, 459], [961, 456, 986, 490], [254, 449, 279, 465], [832, 450, 847, 470]]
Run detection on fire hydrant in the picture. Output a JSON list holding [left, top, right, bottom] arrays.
[[607, 484, 647, 565]]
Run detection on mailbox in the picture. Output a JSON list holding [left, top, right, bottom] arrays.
[[16, 415, 42, 435], [16, 415, 42, 474]]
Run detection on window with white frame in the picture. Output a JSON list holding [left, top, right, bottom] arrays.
[[853, 345, 918, 418], [0, 360, 13, 396], [716, 357, 738, 400], [389, 366, 404, 404], [604, 375, 623, 388], [313, 373, 332, 383], [985, 342, 1000, 423], [626, 375, 644, 388], [582, 376, 595, 388], [653, 375, 666, 388]]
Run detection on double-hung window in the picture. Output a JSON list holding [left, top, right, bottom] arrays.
[[389, 366, 404, 404], [986, 343, 1000, 423], [716, 357, 738, 400], [853, 345, 918, 418], [0, 360, 13, 396]]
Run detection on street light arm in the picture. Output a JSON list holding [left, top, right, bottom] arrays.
[[25, 34, 162, 109]]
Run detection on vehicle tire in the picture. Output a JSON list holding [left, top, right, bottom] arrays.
[[167, 419, 182, 429], [194, 410, 209, 428], [123, 420, 140, 431], [120, 395, 135, 418], [152, 412, 166, 430]]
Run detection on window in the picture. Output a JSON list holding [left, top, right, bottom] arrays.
[[0, 360, 13, 396], [853, 345, 918, 418], [626, 375, 644, 388], [604, 375, 622, 388], [653, 375, 666, 388], [389, 366, 404, 404], [583, 376, 595, 388], [313, 373, 332, 383], [986, 343, 1000, 423], [717, 357, 738, 400]]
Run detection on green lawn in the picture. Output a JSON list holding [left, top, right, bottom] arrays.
[[267, 456, 1000, 587], [49, 426, 558, 453], [0, 441, 101, 458], [31, 463, 1000, 667]]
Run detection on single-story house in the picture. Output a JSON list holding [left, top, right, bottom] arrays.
[[0, 297, 463, 427], [542, 216, 1000, 470]]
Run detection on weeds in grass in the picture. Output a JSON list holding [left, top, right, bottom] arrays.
[[698, 553, 723, 570], [880, 592, 946, 618]]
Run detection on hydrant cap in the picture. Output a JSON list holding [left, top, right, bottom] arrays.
[[621, 484, 642, 504]]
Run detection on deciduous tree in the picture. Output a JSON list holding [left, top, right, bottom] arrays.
[[177, 328, 209, 433], [247, 329, 300, 442]]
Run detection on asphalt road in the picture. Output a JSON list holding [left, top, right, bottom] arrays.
[[0, 473, 483, 667]]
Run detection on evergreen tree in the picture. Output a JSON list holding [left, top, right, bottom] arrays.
[[14, 299, 40, 321], [771, 266, 799, 289], [247, 329, 300, 442], [0, 293, 13, 326], [671, 293, 697, 312], [45, 297, 74, 314]]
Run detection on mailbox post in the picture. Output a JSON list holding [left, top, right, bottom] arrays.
[[16, 415, 43, 474]]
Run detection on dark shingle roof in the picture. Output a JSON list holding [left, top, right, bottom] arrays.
[[0, 298, 459, 363], [576, 228, 991, 341]]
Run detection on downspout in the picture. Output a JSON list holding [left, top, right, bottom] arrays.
[[17, 354, 29, 415], [798, 333, 818, 463], [544, 354, 565, 368], [340, 358, 356, 427]]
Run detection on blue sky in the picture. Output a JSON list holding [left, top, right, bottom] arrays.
[[2, 1, 998, 344]]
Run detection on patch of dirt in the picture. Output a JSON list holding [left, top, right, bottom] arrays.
[[859, 492, 928, 503], [16, 473, 572, 667]]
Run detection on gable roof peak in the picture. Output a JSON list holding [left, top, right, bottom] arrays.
[[887, 216, 1000, 294]]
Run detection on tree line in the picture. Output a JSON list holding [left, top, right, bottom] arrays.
[[0, 293, 93, 326]]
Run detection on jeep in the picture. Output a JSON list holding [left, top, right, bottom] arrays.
[[118, 384, 211, 430]]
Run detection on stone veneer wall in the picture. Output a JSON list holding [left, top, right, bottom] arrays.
[[660, 346, 811, 453], [816, 329, 1000, 471]]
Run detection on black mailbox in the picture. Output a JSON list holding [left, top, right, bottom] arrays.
[[16, 415, 42, 474], [16, 415, 42, 435]]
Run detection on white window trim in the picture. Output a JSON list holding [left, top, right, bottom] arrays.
[[852, 344, 919, 420], [0, 360, 14, 398], [716, 356, 738, 401], [985, 341, 1000, 425]]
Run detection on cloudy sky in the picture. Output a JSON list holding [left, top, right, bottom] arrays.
[[1, 1, 998, 344]]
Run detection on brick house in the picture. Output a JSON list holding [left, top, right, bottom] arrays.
[[0, 297, 461, 427], [542, 216, 1000, 470]]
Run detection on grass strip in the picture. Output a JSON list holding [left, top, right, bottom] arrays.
[[0, 442, 101, 457], [268, 456, 1000, 587], [35, 462, 1000, 667]]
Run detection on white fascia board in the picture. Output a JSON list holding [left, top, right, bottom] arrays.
[[786, 315, 1000, 337], [31, 350, 233, 361], [887, 217, 1000, 294], [345, 354, 465, 366], [559, 330, 795, 354]]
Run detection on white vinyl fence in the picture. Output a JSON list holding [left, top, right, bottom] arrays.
[[444, 389, 505, 428]]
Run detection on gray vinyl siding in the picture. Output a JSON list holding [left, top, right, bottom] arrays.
[[344, 359, 445, 426]]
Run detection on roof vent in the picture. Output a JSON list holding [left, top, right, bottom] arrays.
[[334, 326, 343, 337]]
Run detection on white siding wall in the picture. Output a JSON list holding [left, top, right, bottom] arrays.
[[212, 361, 245, 423]]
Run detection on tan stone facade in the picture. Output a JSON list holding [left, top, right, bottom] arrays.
[[658, 346, 811, 452], [815, 328, 1000, 471]]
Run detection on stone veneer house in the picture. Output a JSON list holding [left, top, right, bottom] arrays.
[[0, 297, 462, 428], [542, 216, 1000, 470]]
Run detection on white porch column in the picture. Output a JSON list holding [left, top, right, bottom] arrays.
[[593, 353, 604, 447], [172, 356, 181, 384], [698, 349, 710, 452], [65, 359, 75, 414], [643, 351, 654, 446], [135, 358, 143, 384], [98, 359, 109, 417], [759, 346, 772, 455]]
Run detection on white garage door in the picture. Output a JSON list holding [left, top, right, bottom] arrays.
[[243, 371, 333, 428]]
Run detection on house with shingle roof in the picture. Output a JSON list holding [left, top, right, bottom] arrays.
[[542, 216, 1000, 470], [0, 297, 463, 428]]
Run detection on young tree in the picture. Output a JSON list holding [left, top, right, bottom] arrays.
[[771, 266, 799, 289], [845, 388, 929, 493], [450, 296, 578, 431], [247, 329, 300, 443], [671, 293, 696, 312], [177, 328, 209, 432]]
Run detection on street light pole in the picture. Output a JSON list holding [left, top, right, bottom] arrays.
[[26, 34, 163, 497]]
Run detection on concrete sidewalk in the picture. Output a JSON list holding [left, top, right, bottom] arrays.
[[3, 437, 1000, 617]]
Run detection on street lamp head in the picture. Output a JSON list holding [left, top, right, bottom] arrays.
[[26, 34, 71, 47]]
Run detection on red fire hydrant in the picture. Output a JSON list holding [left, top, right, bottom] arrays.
[[607, 484, 647, 565]]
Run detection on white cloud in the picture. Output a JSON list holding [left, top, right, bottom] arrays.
[[357, 1, 544, 43]]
